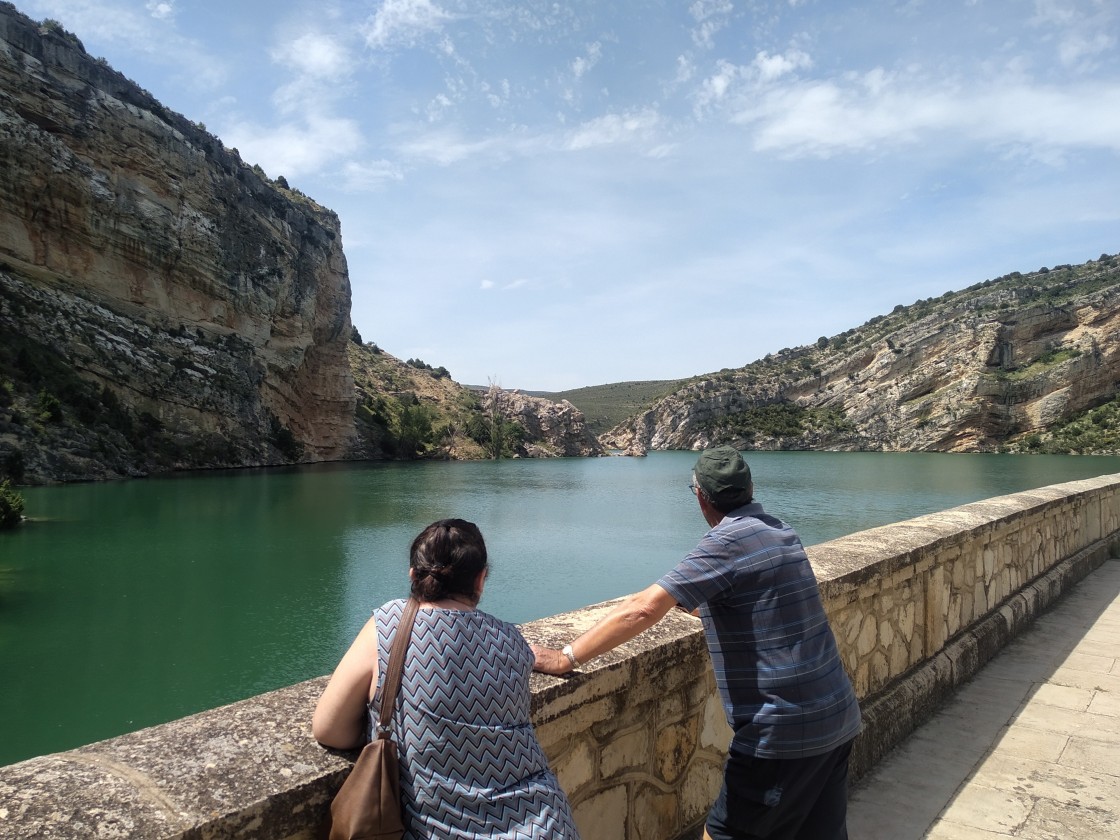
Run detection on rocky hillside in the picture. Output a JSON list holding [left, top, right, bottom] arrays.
[[348, 341, 603, 460], [0, 7, 355, 482], [602, 254, 1120, 454], [0, 7, 601, 484]]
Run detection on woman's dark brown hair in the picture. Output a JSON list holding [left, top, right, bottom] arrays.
[[409, 518, 488, 603]]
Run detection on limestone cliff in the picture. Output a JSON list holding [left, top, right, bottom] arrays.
[[486, 389, 605, 458], [0, 7, 355, 482], [601, 256, 1120, 454], [346, 343, 604, 461]]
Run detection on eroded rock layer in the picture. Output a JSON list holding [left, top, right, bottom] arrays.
[[602, 258, 1120, 454], [0, 7, 355, 480]]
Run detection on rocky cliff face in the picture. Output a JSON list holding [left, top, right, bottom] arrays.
[[602, 257, 1120, 454], [0, 7, 355, 482], [489, 390, 605, 458]]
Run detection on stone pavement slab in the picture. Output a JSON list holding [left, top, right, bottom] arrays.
[[848, 558, 1120, 840]]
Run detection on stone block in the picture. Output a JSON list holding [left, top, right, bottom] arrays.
[[552, 735, 597, 795], [589, 698, 656, 744], [535, 695, 619, 749], [530, 661, 631, 722], [572, 784, 629, 840], [857, 613, 878, 657], [889, 631, 912, 676], [699, 694, 731, 751], [870, 650, 890, 689], [947, 592, 962, 637], [660, 688, 686, 721], [632, 783, 680, 840], [854, 661, 870, 697], [878, 617, 895, 649], [841, 607, 864, 648], [898, 599, 916, 642], [982, 545, 996, 580], [655, 718, 698, 785], [685, 669, 716, 709], [600, 727, 652, 779], [677, 757, 724, 829]]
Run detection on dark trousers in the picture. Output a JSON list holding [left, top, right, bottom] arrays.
[[705, 739, 854, 840]]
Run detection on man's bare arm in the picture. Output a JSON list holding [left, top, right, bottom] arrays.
[[531, 583, 679, 675]]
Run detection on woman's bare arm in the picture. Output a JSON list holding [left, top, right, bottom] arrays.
[[311, 615, 380, 749]]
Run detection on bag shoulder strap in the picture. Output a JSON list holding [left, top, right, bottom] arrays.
[[376, 597, 419, 739]]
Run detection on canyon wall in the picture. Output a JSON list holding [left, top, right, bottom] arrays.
[[602, 258, 1120, 454], [0, 6, 355, 481]]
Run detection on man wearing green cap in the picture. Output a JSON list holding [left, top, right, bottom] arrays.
[[533, 445, 861, 840]]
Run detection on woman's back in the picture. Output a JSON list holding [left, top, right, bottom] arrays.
[[373, 599, 579, 839]]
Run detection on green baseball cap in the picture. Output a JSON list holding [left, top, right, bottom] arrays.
[[693, 445, 752, 509]]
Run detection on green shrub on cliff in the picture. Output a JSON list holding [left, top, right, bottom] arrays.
[[36, 389, 63, 423], [268, 415, 304, 460], [707, 402, 807, 441], [1014, 395, 1120, 454], [0, 480, 24, 529], [395, 403, 436, 457]]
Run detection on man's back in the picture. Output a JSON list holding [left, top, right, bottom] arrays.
[[657, 502, 862, 759]]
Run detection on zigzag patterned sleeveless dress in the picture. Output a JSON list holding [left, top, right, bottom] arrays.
[[371, 599, 580, 840]]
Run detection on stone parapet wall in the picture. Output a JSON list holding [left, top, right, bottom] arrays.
[[3, 474, 1118, 839], [811, 473, 1120, 774], [521, 603, 730, 840]]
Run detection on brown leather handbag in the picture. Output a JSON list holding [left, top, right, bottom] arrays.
[[329, 598, 420, 840]]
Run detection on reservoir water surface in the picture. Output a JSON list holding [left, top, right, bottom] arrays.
[[3, 450, 1120, 766]]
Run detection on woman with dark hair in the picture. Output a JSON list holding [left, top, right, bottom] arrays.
[[313, 518, 579, 839]]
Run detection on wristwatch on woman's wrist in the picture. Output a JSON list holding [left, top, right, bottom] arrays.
[[561, 643, 581, 670]]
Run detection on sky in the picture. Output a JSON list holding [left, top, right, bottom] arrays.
[[14, 1, 1120, 391]]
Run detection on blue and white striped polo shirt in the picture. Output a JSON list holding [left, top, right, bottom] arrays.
[[657, 502, 862, 759]]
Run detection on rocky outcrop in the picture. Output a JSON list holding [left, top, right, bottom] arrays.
[[602, 257, 1120, 453], [489, 390, 605, 458], [0, 7, 355, 482]]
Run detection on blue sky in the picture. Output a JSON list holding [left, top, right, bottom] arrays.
[[16, 0, 1120, 390]]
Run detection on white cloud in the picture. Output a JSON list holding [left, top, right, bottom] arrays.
[[1058, 31, 1115, 69], [23, 0, 225, 88], [1030, 0, 1078, 27], [572, 42, 602, 79], [675, 54, 696, 85], [396, 129, 520, 165], [714, 58, 1120, 160], [689, 0, 734, 49], [271, 32, 352, 80], [223, 115, 364, 178], [364, 0, 451, 50], [694, 59, 746, 112], [753, 49, 812, 83], [1028, 0, 1118, 72], [480, 280, 495, 290], [342, 159, 405, 191], [146, 1, 174, 20], [565, 108, 662, 150]]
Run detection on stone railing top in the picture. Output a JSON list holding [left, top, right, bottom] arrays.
[[806, 473, 1120, 591], [0, 677, 334, 838]]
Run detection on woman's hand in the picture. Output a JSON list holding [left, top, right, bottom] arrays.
[[530, 644, 573, 676]]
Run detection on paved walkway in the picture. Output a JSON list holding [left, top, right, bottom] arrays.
[[847, 557, 1120, 839]]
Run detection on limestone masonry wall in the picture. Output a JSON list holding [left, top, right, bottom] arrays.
[[3, 474, 1119, 839]]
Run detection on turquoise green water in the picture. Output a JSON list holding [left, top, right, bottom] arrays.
[[3, 451, 1119, 766]]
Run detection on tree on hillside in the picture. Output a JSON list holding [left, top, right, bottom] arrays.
[[0, 480, 24, 529], [487, 379, 504, 460]]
